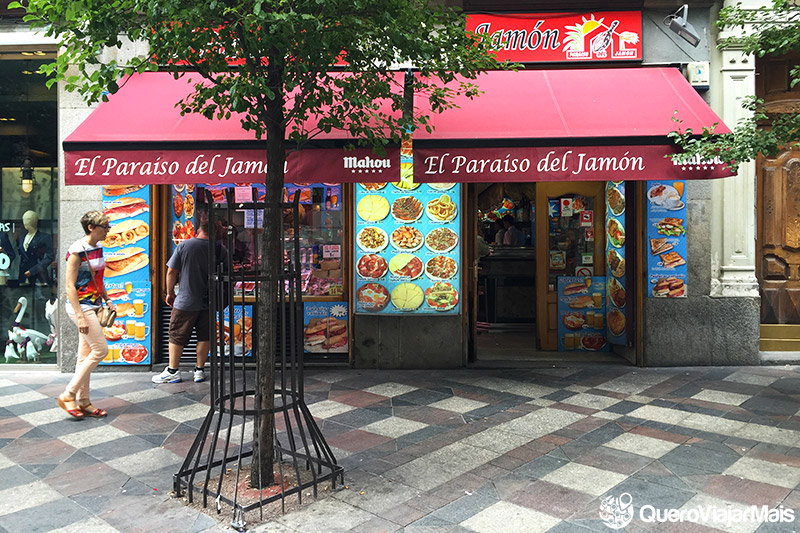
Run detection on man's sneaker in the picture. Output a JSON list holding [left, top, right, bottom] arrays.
[[193, 368, 206, 383], [152, 368, 182, 384]]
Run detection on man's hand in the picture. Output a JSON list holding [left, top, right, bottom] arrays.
[[165, 293, 176, 307], [24, 270, 30, 277]]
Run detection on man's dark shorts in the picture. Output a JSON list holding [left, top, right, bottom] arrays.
[[169, 308, 210, 346]]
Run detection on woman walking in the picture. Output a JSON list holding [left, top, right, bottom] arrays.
[[57, 211, 115, 418]]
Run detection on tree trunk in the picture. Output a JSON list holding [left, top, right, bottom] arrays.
[[251, 61, 286, 489]]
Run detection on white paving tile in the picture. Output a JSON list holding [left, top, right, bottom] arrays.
[[461, 501, 561, 533], [679, 413, 747, 436], [0, 390, 49, 408], [49, 517, 120, 533], [723, 372, 779, 387], [106, 447, 183, 477], [362, 382, 418, 398], [0, 480, 63, 516], [428, 396, 488, 413], [561, 393, 621, 410], [735, 423, 800, 447], [461, 427, 532, 453], [19, 407, 71, 426], [723, 456, 800, 489], [497, 407, 585, 439], [678, 493, 762, 533], [594, 411, 622, 420], [604, 432, 680, 459], [542, 462, 627, 497], [691, 389, 752, 406], [59, 425, 130, 448], [159, 403, 211, 423], [361, 417, 428, 439], [307, 400, 356, 419], [115, 388, 172, 404], [448, 376, 557, 399], [273, 497, 373, 532], [527, 398, 556, 407], [595, 372, 674, 395], [627, 405, 692, 425]]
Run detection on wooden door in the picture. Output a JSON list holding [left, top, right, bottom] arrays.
[[536, 181, 606, 350], [758, 149, 800, 324]]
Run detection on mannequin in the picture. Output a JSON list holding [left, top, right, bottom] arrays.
[[17, 210, 53, 286]]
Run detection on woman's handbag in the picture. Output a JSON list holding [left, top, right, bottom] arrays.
[[83, 244, 117, 328]]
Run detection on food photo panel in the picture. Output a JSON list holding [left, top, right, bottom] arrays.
[[605, 181, 628, 344], [100, 281, 152, 365], [646, 180, 687, 298], [353, 179, 461, 315], [557, 276, 609, 352]]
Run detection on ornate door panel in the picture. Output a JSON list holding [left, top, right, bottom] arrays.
[[758, 150, 800, 323]]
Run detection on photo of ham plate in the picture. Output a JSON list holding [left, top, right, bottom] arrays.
[[304, 317, 348, 352]]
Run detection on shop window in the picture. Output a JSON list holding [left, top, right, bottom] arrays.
[[0, 167, 59, 364]]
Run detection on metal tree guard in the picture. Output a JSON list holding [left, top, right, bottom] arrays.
[[174, 188, 343, 529]]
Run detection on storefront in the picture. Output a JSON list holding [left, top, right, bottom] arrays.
[[59, 8, 754, 369]]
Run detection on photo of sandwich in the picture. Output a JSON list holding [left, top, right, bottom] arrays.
[[569, 295, 594, 309], [656, 217, 685, 237], [562, 281, 589, 296], [105, 247, 149, 278], [103, 219, 150, 248], [103, 184, 145, 197], [104, 197, 149, 221], [660, 251, 686, 269], [304, 317, 348, 351], [649, 238, 674, 256], [653, 277, 685, 297]]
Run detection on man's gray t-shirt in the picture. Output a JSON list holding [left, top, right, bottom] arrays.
[[168, 237, 209, 311]]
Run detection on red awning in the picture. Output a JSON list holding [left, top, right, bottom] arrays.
[[64, 72, 402, 185], [413, 67, 733, 182]]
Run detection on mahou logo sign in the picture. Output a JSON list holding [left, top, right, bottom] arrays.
[[466, 12, 642, 63]]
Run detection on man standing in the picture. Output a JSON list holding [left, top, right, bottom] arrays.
[[152, 222, 212, 384], [502, 214, 525, 246]]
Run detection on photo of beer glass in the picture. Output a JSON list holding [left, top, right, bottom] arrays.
[[133, 299, 147, 317], [134, 322, 149, 341], [592, 292, 603, 308], [126, 320, 136, 337], [125, 281, 133, 294], [110, 346, 120, 361]]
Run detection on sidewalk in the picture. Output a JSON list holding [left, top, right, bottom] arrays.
[[2, 364, 800, 532]]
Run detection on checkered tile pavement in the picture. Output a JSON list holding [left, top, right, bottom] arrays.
[[3, 365, 800, 532]]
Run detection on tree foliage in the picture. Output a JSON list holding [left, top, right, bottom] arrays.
[[12, 0, 507, 487], [669, 0, 800, 172]]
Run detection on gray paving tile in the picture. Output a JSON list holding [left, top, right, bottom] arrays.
[[82, 435, 155, 462], [431, 482, 499, 523], [0, 465, 37, 490], [514, 454, 569, 479], [0, 495, 93, 532]]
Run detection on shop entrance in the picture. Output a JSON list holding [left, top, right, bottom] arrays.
[[470, 181, 607, 361]]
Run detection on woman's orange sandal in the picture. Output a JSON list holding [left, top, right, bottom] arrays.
[[79, 403, 107, 417], [57, 393, 84, 419]]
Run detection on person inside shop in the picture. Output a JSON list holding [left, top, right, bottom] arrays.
[[493, 219, 506, 245], [502, 214, 525, 246], [17, 210, 53, 287]]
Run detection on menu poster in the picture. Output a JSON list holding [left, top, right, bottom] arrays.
[[303, 301, 349, 353], [353, 181, 461, 315], [646, 181, 687, 298], [100, 281, 152, 365], [170, 184, 197, 255], [221, 305, 253, 357], [605, 181, 628, 344], [557, 276, 608, 352]]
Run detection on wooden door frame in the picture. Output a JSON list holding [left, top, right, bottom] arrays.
[[535, 181, 606, 351]]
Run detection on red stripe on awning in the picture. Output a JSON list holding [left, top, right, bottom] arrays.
[[413, 67, 733, 182]]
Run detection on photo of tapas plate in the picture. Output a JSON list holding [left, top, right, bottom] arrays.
[[425, 256, 458, 280], [581, 334, 607, 351], [647, 184, 685, 210], [425, 281, 459, 311], [357, 227, 388, 252], [426, 194, 457, 222], [428, 183, 456, 191], [360, 182, 387, 192], [392, 196, 423, 222], [607, 185, 625, 216], [425, 227, 458, 253], [389, 254, 423, 279], [391, 283, 424, 311], [357, 254, 388, 279], [356, 283, 390, 312], [608, 308, 626, 336], [120, 344, 148, 363], [608, 277, 626, 308], [173, 184, 185, 193], [391, 226, 423, 251], [173, 191, 184, 217], [357, 195, 390, 222], [102, 321, 126, 341], [562, 312, 586, 331], [393, 164, 419, 190], [607, 218, 625, 247], [607, 249, 626, 278]]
